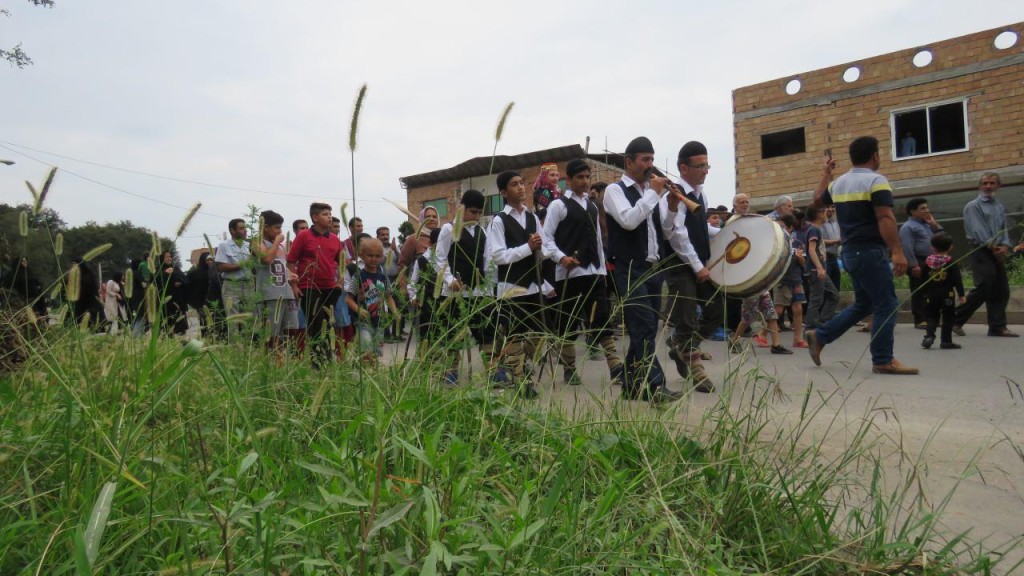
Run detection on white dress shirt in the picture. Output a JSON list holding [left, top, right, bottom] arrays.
[[660, 177, 713, 274], [601, 174, 661, 263], [542, 191, 607, 282], [486, 204, 553, 297]]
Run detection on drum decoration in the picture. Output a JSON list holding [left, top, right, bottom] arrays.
[[707, 215, 789, 298]]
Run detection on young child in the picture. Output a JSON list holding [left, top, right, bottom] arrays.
[[728, 290, 792, 355], [922, 232, 965, 350], [346, 237, 399, 361], [254, 210, 299, 363], [407, 227, 441, 348], [433, 189, 500, 387], [803, 205, 839, 329], [777, 213, 807, 348]]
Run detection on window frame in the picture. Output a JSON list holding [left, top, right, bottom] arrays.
[[889, 97, 970, 161], [422, 198, 449, 219]]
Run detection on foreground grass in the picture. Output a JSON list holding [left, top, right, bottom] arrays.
[[0, 327, 1019, 574]]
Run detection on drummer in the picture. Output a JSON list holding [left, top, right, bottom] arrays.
[[660, 140, 720, 393]]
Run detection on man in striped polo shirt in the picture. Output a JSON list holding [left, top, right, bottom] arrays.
[[805, 136, 918, 375]]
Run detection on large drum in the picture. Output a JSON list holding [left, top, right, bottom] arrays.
[[707, 214, 789, 298]]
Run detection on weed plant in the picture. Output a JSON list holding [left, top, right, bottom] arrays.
[[1, 303, 1021, 575]]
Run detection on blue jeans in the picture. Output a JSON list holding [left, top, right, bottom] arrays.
[[612, 261, 666, 393], [815, 245, 897, 366]]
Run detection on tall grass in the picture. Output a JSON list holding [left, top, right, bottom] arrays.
[[1, 310, 1021, 574]]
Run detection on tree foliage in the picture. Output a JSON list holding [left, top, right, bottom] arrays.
[[0, 203, 174, 288], [1, 0, 56, 69]]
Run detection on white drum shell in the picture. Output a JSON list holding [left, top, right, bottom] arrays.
[[708, 215, 789, 298]]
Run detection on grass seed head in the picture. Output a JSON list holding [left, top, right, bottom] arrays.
[[18, 211, 28, 237], [35, 167, 56, 214], [176, 202, 202, 238], [145, 285, 157, 322], [124, 269, 134, 299], [66, 265, 81, 302], [82, 243, 112, 262], [54, 232, 63, 255], [495, 101, 515, 143], [349, 82, 368, 152]]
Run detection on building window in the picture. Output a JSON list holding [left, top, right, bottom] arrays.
[[892, 99, 968, 159], [484, 194, 504, 216], [422, 198, 448, 219], [761, 127, 806, 159]]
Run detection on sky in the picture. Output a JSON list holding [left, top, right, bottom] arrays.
[[1, 1, 1021, 260]]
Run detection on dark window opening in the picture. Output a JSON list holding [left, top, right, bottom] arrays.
[[761, 127, 806, 159], [893, 100, 967, 158]]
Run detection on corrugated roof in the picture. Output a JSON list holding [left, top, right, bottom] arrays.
[[400, 144, 594, 189]]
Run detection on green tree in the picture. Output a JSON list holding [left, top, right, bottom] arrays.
[[0, 203, 62, 289], [1, 0, 55, 69], [62, 220, 175, 282]]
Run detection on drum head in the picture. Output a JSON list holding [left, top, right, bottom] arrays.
[[707, 215, 788, 297]]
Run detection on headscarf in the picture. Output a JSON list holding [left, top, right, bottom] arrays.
[[532, 162, 562, 221], [417, 206, 439, 236]]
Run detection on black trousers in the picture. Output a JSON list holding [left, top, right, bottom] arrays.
[[924, 290, 956, 344], [955, 249, 1009, 331], [301, 287, 341, 368], [552, 274, 614, 344], [908, 255, 930, 324], [664, 263, 724, 353]]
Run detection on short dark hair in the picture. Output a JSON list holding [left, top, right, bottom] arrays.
[[292, 219, 308, 233], [331, 217, 340, 224], [805, 205, 823, 222], [848, 136, 879, 165], [931, 232, 953, 252], [228, 218, 245, 232], [309, 202, 331, 217], [260, 210, 283, 227], [376, 226, 389, 236], [354, 232, 372, 249], [780, 213, 798, 229], [348, 217, 362, 229], [460, 189, 485, 210], [905, 197, 928, 216], [590, 182, 608, 194]]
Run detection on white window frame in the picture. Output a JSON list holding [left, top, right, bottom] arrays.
[[889, 97, 970, 161]]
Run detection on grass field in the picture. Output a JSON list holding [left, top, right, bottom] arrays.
[[2, 318, 1021, 575]]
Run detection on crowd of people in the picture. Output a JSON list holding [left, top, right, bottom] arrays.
[[5, 135, 1021, 403]]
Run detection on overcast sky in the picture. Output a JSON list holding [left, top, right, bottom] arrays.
[[1, 1, 1021, 257]]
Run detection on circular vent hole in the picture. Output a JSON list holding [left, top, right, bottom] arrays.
[[785, 79, 802, 95], [842, 66, 861, 83], [912, 50, 933, 67], [994, 31, 1018, 50]]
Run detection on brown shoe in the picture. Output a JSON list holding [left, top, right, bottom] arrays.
[[872, 359, 919, 375], [805, 329, 823, 367], [988, 329, 1019, 337]]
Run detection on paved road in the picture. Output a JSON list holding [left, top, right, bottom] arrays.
[[389, 322, 1024, 571]]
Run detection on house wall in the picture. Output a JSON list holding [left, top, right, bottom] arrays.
[[733, 23, 1024, 206]]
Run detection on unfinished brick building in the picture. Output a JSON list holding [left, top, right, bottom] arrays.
[[733, 22, 1023, 242], [400, 144, 624, 224]]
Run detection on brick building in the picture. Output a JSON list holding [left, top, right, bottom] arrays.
[[733, 22, 1024, 243], [400, 144, 624, 224]]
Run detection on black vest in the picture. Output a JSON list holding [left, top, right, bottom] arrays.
[[605, 180, 670, 266], [681, 187, 711, 263], [554, 196, 600, 269], [496, 211, 539, 288], [415, 253, 436, 300], [447, 225, 486, 288]]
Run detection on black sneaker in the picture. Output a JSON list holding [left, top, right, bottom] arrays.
[[519, 384, 539, 399], [643, 386, 683, 404], [609, 364, 625, 387], [770, 345, 793, 355], [563, 366, 581, 386], [940, 342, 961, 349], [921, 336, 934, 349], [667, 346, 689, 378]]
